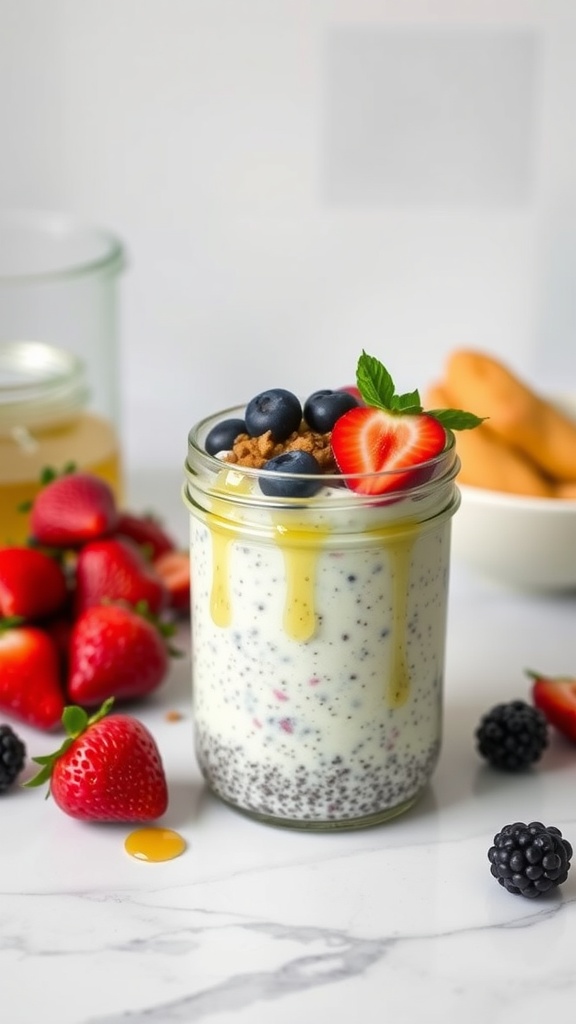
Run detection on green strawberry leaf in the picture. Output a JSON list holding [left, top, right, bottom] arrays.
[[355, 350, 485, 430], [389, 389, 423, 415], [23, 698, 115, 793]]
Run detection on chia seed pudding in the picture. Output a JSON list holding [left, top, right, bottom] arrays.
[[184, 402, 461, 830]]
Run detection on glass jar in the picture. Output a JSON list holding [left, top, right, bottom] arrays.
[[0, 341, 122, 545], [0, 212, 125, 544], [183, 407, 461, 831]]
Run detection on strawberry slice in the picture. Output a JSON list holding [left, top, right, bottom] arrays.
[[331, 406, 446, 495], [529, 671, 576, 743]]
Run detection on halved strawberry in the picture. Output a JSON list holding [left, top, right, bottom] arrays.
[[153, 551, 190, 615], [529, 671, 576, 743], [331, 406, 446, 495], [30, 472, 118, 548]]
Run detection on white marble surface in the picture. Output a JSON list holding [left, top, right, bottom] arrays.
[[2, 477, 576, 1024]]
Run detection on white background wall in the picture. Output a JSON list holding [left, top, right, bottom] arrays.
[[2, 0, 576, 533]]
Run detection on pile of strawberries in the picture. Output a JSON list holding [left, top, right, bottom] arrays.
[[0, 471, 190, 733]]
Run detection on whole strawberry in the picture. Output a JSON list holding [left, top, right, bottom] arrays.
[[68, 603, 171, 707], [74, 537, 168, 616], [30, 472, 119, 548], [0, 546, 68, 621], [0, 619, 65, 730], [115, 511, 176, 560], [26, 698, 169, 822], [153, 550, 191, 615]]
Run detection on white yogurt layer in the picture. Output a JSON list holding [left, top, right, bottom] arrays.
[[188, 471, 454, 826]]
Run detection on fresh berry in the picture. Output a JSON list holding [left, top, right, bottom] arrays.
[[115, 511, 176, 560], [260, 450, 322, 498], [331, 405, 447, 495], [475, 700, 548, 771], [488, 821, 572, 898], [153, 551, 191, 614], [331, 351, 483, 495], [205, 417, 246, 456], [0, 723, 26, 793], [244, 388, 302, 442], [338, 385, 364, 405], [74, 537, 168, 616], [0, 620, 65, 730], [25, 699, 168, 822], [0, 547, 68, 621], [30, 472, 119, 548], [303, 389, 359, 433], [67, 603, 170, 707], [529, 670, 576, 742]]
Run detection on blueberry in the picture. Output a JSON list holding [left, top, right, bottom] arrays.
[[204, 417, 246, 455], [259, 450, 322, 498], [245, 388, 302, 442], [303, 389, 359, 432]]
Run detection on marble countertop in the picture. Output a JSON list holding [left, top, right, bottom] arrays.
[[3, 477, 576, 1024]]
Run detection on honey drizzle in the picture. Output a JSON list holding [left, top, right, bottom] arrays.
[[205, 473, 421, 705], [124, 827, 186, 862]]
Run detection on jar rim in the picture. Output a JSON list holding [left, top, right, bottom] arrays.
[[186, 402, 460, 509], [0, 340, 88, 431], [0, 210, 125, 284]]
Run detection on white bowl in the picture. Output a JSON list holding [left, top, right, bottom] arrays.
[[451, 485, 576, 591], [450, 393, 576, 591]]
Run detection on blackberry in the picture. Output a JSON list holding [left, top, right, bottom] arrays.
[[475, 700, 548, 771], [0, 724, 26, 793], [488, 821, 573, 898]]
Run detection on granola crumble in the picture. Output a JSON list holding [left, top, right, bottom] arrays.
[[226, 424, 337, 471]]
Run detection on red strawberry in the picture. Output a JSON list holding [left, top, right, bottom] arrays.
[[331, 406, 446, 495], [25, 698, 168, 822], [338, 385, 364, 405], [0, 620, 65, 730], [67, 603, 170, 707], [529, 671, 576, 743], [0, 547, 68, 620], [74, 537, 168, 615], [153, 550, 191, 614], [30, 472, 118, 548], [115, 511, 176, 560]]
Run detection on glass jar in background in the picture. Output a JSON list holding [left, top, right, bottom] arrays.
[[184, 409, 461, 831], [0, 212, 125, 544]]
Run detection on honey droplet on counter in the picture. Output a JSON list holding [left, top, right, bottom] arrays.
[[124, 827, 187, 862]]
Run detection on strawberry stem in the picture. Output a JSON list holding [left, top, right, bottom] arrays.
[[23, 697, 115, 792]]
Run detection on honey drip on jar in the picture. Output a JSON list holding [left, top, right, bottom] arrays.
[[124, 827, 187, 862]]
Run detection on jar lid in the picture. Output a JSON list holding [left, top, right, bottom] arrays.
[[0, 340, 89, 433]]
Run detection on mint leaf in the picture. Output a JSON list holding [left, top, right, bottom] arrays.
[[389, 389, 423, 415], [356, 351, 395, 410], [427, 408, 486, 431], [354, 350, 484, 430]]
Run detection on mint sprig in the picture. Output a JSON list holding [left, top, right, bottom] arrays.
[[356, 350, 485, 431]]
